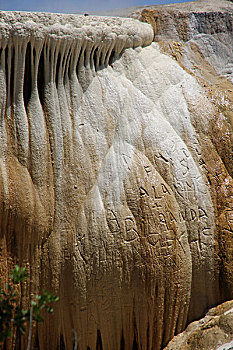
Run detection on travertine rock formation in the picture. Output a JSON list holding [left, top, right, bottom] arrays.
[[0, 1, 232, 349]]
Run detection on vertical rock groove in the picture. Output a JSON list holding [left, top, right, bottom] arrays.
[[23, 41, 32, 111], [37, 44, 45, 109]]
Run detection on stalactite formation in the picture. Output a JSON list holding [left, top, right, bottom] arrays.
[[0, 6, 233, 350]]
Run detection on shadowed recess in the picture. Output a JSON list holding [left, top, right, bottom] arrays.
[[96, 330, 103, 350], [37, 45, 45, 108], [23, 42, 32, 111]]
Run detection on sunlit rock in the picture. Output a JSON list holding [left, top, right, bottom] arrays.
[[0, 1, 232, 348]]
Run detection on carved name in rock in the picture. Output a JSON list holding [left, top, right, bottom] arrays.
[[0, 3, 233, 350]]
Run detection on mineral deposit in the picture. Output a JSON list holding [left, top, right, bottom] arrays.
[[0, 1, 232, 349]]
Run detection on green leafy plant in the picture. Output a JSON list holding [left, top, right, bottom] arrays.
[[0, 265, 59, 348]]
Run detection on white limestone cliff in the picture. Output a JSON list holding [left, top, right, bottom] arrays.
[[0, 2, 232, 349]]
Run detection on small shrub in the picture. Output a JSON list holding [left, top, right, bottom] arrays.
[[0, 265, 58, 348]]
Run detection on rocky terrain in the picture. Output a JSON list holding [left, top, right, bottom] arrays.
[[0, 0, 232, 349], [164, 300, 233, 350]]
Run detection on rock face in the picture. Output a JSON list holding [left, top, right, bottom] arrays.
[[164, 300, 233, 350], [0, 1, 232, 349]]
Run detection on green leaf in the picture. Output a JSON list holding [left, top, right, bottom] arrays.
[[0, 265, 58, 343], [10, 265, 29, 284]]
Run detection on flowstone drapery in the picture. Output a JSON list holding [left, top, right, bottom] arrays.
[[0, 3, 233, 349]]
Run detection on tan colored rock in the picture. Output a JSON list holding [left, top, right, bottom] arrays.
[[0, 1, 232, 349], [164, 300, 233, 350]]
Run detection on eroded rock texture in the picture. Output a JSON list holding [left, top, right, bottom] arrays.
[[0, 1, 233, 349], [164, 300, 233, 350]]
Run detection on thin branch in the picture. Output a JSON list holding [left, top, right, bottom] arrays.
[[26, 306, 33, 350]]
